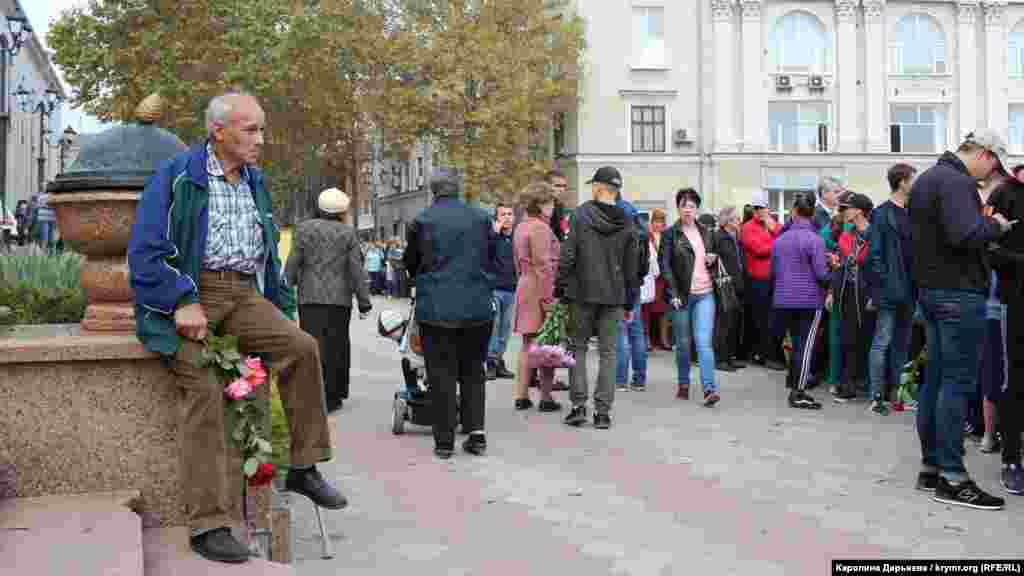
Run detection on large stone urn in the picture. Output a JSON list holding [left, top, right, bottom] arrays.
[[46, 94, 187, 332]]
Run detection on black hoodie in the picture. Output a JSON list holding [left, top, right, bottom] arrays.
[[556, 200, 639, 309]]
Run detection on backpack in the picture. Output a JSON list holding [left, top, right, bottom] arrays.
[[632, 216, 650, 282]]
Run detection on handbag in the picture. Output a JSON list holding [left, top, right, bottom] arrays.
[[713, 258, 739, 314]]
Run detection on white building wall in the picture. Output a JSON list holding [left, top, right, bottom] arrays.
[[567, 0, 1024, 221]]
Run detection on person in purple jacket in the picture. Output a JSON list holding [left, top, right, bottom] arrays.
[[770, 193, 831, 410]]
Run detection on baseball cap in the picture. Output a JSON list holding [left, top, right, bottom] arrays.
[[963, 130, 1008, 172], [839, 192, 873, 214], [585, 166, 623, 188], [751, 189, 769, 208]]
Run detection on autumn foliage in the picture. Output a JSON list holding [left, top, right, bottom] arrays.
[[48, 0, 584, 208]]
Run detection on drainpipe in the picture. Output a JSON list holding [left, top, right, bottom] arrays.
[[696, 0, 706, 204]]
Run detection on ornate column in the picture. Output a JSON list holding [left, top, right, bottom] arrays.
[[835, 0, 860, 151], [984, 0, 1008, 136], [713, 0, 737, 152], [959, 1, 979, 138], [740, 0, 763, 151], [864, 0, 888, 152]]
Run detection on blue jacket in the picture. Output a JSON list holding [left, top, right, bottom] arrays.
[[868, 200, 913, 308], [127, 143, 293, 357], [404, 196, 496, 326]]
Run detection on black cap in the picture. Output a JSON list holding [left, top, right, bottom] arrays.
[[839, 192, 873, 214], [585, 166, 623, 188]]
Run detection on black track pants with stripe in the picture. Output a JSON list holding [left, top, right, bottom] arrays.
[[781, 308, 823, 392]]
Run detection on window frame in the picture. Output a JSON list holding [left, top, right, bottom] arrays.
[[765, 101, 833, 154], [1010, 26, 1024, 79], [770, 10, 832, 75], [1010, 104, 1024, 154], [630, 4, 668, 70], [889, 104, 947, 154], [889, 14, 947, 76], [628, 104, 668, 154], [762, 168, 846, 222]]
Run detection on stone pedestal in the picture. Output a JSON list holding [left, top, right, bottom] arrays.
[[0, 325, 270, 534]]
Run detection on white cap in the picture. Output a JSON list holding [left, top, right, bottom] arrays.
[[318, 187, 351, 214], [751, 189, 770, 209]]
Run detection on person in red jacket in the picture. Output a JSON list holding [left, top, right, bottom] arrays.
[[741, 190, 784, 370]]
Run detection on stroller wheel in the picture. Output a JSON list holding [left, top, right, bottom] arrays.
[[392, 397, 406, 435]]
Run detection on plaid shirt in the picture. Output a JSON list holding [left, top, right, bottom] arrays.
[[203, 143, 265, 274]]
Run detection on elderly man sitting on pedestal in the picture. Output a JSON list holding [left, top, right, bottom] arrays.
[[127, 91, 345, 564]]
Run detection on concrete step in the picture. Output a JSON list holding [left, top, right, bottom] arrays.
[[0, 490, 144, 576], [142, 527, 294, 576]]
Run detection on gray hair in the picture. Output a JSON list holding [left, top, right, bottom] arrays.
[[718, 205, 737, 224], [817, 176, 844, 200], [205, 91, 254, 137], [430, 167, 464, 198]]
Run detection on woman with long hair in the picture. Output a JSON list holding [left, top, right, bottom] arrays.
[[643, 208, 672, 350], [512, 182, 563, 412]]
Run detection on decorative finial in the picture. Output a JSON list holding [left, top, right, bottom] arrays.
[[135, 93, 164, 124]]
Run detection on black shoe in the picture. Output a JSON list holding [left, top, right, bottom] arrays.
[[593, 413, 611, 429], [190, 527, 250, 564], [434, 445, 454, 459], [564, 405, 587, 427], [486, 361, 497, 381], [326, 399, 343, 413], [932, 477, 1005, 510], [716, 362, 737, 372], [285, 466, 348, 510], [552, 379, 570, 391], [538, 399, 563, 412], [515, 398, 534, 411], [462, 433, 487, 456], [730, 359, 747, 369], [765, 360, 786, 371], [495, 360, 515, 379], [916, 471, 939, 492], [788, 391, 822, 410]]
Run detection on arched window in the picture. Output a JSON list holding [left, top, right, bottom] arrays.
[[890, 14, 946, 75], [1009, 21, 1024, 78], [769, 11, 831, 74]]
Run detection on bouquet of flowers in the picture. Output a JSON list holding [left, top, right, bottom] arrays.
[[527, 301, 575, 369], [893, 347, 925, 412]]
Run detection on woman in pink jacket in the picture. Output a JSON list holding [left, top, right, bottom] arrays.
[[512, 182, 562, 413]]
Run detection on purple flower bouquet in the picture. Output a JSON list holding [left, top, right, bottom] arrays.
[[527, 343, 576, 369]]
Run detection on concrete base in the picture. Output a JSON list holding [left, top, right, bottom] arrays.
[[0, 324, 269, 536]]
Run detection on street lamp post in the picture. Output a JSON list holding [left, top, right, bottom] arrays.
[[14, 83, 62, 196], [0, 10, 31, 215], [45, 126, 76, 175]]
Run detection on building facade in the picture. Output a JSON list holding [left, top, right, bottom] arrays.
[[562, 0, 1024, 219], [3, 0, 64, 213], [372, 139, 435, 243]]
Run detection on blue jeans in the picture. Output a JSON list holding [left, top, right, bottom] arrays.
[[917, 289, 986, 481], [673, 292, 717, 393], [36, 220, 55, 248], [488, 290, 516, 361], [868, 304, 913, 401], [616, 302, 647, 385]]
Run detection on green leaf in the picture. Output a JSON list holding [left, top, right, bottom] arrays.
[[256, 438, 273, 454], [243, 457, 259, 477]]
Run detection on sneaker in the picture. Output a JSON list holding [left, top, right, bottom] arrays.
[[828, 385, 839, 396], [485, 361, 497, 381], [980, 435, 1001, 454], [916, 471, 938, 492], [616, 383, 630, 392], [538, 399, 563, 412], [788, 391, 822, 410], [1001, 464, 1024, 495], [870, 400, 889, 415], [495, 359, 515, 379], [514, 398, 534, 411], [629, 383, 646, 392], [593, 413, 611, 429], [676, 385, 690, 400], [564, 405, 588, 427], [703, 391, 720, 407], [932, 476, 1004, 510], [434, 445, 454, 459], [715, 361, 737, 372], [832, 391, 856, 404], [462, 433, 487, 456]]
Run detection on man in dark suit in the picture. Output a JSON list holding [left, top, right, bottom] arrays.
[[712, 206, 746, 371], [404, 168, 496, 459]]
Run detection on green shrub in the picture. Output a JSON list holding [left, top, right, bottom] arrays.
[[0, 253, 86, 325]]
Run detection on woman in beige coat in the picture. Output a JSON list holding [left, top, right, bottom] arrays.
[[512, 182, 562, 413]]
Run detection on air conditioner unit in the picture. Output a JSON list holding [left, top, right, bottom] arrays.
[[808, 75, 825, 90], [674, 129, 692, 145], [775, 75, 792, 90]]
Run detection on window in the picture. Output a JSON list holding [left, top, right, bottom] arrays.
[[1011, 24, 1024, 79], [1010, 105, 1024, 153], [890, 14, 946, 75], [632, 6, 666, 67], [630, 105, 666, 153], [766, 102, 831, 153], [764, 169, 845, 221], [890, 105, 946, 153], [769, 11, 831, 74]]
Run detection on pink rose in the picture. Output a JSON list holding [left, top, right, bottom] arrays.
[[243, 357, 268, 387], [225, 378, 254, 400]]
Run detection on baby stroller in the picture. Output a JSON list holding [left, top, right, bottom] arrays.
[[377, 290, 460, 434]]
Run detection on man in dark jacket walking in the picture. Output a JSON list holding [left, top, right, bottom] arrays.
[[404, 168, 496, 459], [910, 130, 1011, 511], [867, 164, 916, 415], [556, 166, 639, 430]]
